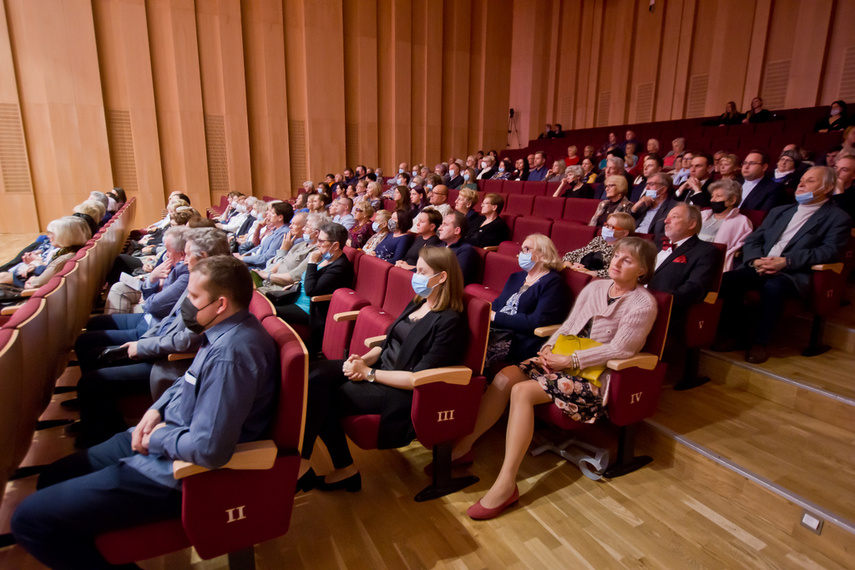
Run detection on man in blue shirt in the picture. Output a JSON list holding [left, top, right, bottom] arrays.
[[12, 256, 279, 570], [236, 201, 293, 269], [527, 151, 549, 181]]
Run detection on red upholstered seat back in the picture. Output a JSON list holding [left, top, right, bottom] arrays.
[[503, 180, 524, 194], [643, 290, 673, 359], [482, 179, 504, 194], [462, 292, 490, 376], [480, 251, 519, 292], [506, 194, 534, 216], [560, 269, 592, 302], [532, 196, 565, 219], [740, 208, 767, 231], [382, 266, 416, 315], [522, 181, 548, 196], [563, 198, 599, 224], [512, 217, 553, 244], [260, 316, 308, 454], [550, 222, 596, 254], [249, 291, 275, 321], [322, 289, 371, 360], [354, 255, 391, 307], [349, 306, 397, 355], [342, 246, 363, 278]]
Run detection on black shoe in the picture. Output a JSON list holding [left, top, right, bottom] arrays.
[[316, 472, 362, 493], [296, 468, 317, 493], [673, 376, 710, 391], [60, 398, 80, 411], [64, 420, 83, 436], [745, 345, 769, 364]]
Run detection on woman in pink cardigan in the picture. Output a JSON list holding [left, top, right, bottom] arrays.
[[459, 237, 659, 519], [698, 179, 754, 272]]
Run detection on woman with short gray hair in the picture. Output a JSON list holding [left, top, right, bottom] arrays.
[[553, 164, 594, 199], [699, 178, 753, 271]]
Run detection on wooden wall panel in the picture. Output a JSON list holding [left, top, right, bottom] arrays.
[[92, 0, 165, 226], [241, 0, 292, 199], [820, 0, 855, 104], [439, 0, 471, 161], [195, 0, 252, 204], [6, 0, 112, 229], [146, 0, 209, 210], [342, 0, 379, 171], [0, 0, 37, 233]]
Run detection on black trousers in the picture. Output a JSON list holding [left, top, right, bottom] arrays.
[[302, 359, 392, 469], [719, 266, 800, 345]]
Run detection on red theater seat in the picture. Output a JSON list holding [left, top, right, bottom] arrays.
[[563, 198, 599, 225]]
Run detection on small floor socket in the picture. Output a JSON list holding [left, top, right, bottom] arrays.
[[800, 511, 824, 535]]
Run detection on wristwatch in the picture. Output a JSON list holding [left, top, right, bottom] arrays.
[[366, 368, 376, 383]]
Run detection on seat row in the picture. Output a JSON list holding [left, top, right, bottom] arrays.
[[0, 199, 136, 514]]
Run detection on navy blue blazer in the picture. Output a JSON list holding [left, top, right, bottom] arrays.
[[491, 270, 570, 363], [740, 200, 852, 296], [741, 176, 788, 212]]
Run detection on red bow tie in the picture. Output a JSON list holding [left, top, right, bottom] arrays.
[[661, 238, 672, 253]]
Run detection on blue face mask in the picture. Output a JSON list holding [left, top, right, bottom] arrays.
[[372, 221, 380, 232], [795, 191, 815, 205], [399, 168, 405, 174], [463, 172, 470, 181], [498, 166, 505, 172], [411, 272, 437, 297], [322, 252, 333, 261], [518, 252, 536, 272], [643, 188, 659, 199], [601, 227, 617, 242], [303, 232, 311, 242]]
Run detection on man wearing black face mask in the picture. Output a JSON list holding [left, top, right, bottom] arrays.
[[12, 256, 278, 570]]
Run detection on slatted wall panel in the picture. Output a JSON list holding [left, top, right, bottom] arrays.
[[560, 95, 574, 127], [0, 103, 32, 193], [686, 74, 709, 118], [634, 82, 654, 123], [761, 60, 791, 110], [596, 91, 611, 127], [838, 46, 855, 102], [345, 122, 359, 170], [204, 114, 230, 194], [288, 119, 307, 186], [106, 110, 138, 192]]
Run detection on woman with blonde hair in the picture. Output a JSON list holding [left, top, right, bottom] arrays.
[[298, 246, 468, 492], [485, 234, 570, 368], [366, 181, 384, 211], [362, 210, 391, 256], [0, 216, 90, 288], [347, 202, 375, 249], [589, 175, 633, 227]]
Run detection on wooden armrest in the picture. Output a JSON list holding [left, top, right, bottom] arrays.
[[333, 310, 360, 322], [606, 353, 658, 371], [483, 246, 499, 252], [534, 324, 561, 337], [1, 304, 22, 316], [173, 440, 277, 479], [21, 288, 37, 297], [411, 366, 472, 387], [704, 292, 718, 304], [168, 352, 197, 361], [811, 263, 843, 274], [311, 294, 333, 303], [364, 335, 386, 349]]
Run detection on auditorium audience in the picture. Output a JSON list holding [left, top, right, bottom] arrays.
[[663, 137, 685, 170], [674, 153, 713, 207], [466, 193, 510, 248], [297, 247, 467, 493], [742, 96, 773, 124], [362, 209, 391, 257], [589, 175, 633, 227], [447, 162, 464, 189], [425, 184, 453, 218], [564, 145, 580, 166], [461, 238, 658, 519], [460, 168, 479, 191], [815, 100, 848, 132], [740, 150, 788, 211], [581, 157, 598, 184], [699, 179, 754, 272], [717, 153, 742, 182], [455, 187, 483, 226], [347, 203, 375, 249], [717, 101, 743, 126], [831, 153, 855, 219], [544, 160, 566, 182], [235, 201, 293, 269], [527, 151, 549, 182], [772, 150, 802, 189], [477, 155, 498, 180], [438, 211, 479, 286], [716, 166, 851, 363], [630, 153, 664, 201], [511, 157, 530, 181], [564, 213, 635, 278], [331, 197, 356, 230], [255, 213, 320, 294], [492, 158, 514, 180], [398, 209, 443, 269], [485, 234, 569, 368], [0, 216, 90, 288]]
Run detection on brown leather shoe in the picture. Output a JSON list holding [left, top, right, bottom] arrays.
[[745, 345, 769, 364]]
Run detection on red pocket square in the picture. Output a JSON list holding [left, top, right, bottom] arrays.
[[673, 255, 688, 263]]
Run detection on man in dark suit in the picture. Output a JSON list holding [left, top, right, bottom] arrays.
[[630, 171, 678, 244], [716, 166, 852, 364], [438, 211, 479, 285], [674, 153, 713, 207], [740, 150, 788, 211], [447, 163, 464, 190], [650, 203, 722, 313]]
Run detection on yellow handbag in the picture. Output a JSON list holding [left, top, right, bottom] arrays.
[[551, 335, 606, 386]]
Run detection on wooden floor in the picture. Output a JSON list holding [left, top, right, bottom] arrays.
[[0, 233, 40, 265], [1, 231, 854, 568]]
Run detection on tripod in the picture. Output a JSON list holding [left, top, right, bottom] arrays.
[[507, 109, 521, 148]]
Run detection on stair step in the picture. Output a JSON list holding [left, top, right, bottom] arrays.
[[650, 381, 855, 527], [638, 422, 855, 568], [699, 349, 855, 432]]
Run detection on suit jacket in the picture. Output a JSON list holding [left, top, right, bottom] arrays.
[[740, 176, 788, 212], [631, 196, 678, 242], [304, 254, 354, 349], [448, 174, 464, 189], [674, 178, 712, 207], [375, 301, 467, 448], [740, 200, 852, 296], [649, 235, 722, 310], [447, 240, 480, 285]]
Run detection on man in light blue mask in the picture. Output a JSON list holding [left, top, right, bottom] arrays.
[[630, 171, 678, 243], [716, 166, 852, 364]]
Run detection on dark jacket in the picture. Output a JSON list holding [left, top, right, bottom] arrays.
[[448, 174, 464, 189], [376, 301, 467, 448], [304, 254, 354, 349], [740, 176, 788, 212], [491, 270, 569, 363], [447, 240, 480, 285], [650, 235, 722, 311], [740, 200, 852, 296], [402, 234, 442, 266], [631, 196, 679, 243], [466, 217, 510, 248]]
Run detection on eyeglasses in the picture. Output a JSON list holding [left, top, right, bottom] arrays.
[[520, 246, 534, 253], [605, 183, 618, 188], [354, 208, 363, 212], [317, 238, 334, 244], [603, 223, 626, 231]]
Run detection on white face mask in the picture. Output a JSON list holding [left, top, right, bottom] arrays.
[[831, 108, 841, 116]]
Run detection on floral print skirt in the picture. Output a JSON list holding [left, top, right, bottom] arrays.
[[519, 359, 608, 424]]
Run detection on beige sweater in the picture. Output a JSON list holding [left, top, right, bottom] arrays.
[[544, 278, 658, 370]]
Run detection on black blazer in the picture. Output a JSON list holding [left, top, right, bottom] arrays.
[[562, 183, 595, 199], [448, 174, 464, 189], [304, 254, 354, 348], [649, 235, 722, 311], [741, 176, 788, 212], [466, 216, 510, 248], [674, 178, 712, 207], [376, 301, 467, 448], [741, 200, 852, 296]]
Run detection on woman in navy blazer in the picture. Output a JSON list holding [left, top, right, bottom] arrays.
[[298, 247, 468, 492], [486, 234, 569, 366]]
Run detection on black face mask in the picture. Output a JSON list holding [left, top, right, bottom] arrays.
[[181, 296, 218, 334], [710, 200, 728, 214]]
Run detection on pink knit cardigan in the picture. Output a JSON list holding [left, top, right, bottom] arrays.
[[544, 279, 658, 370]]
